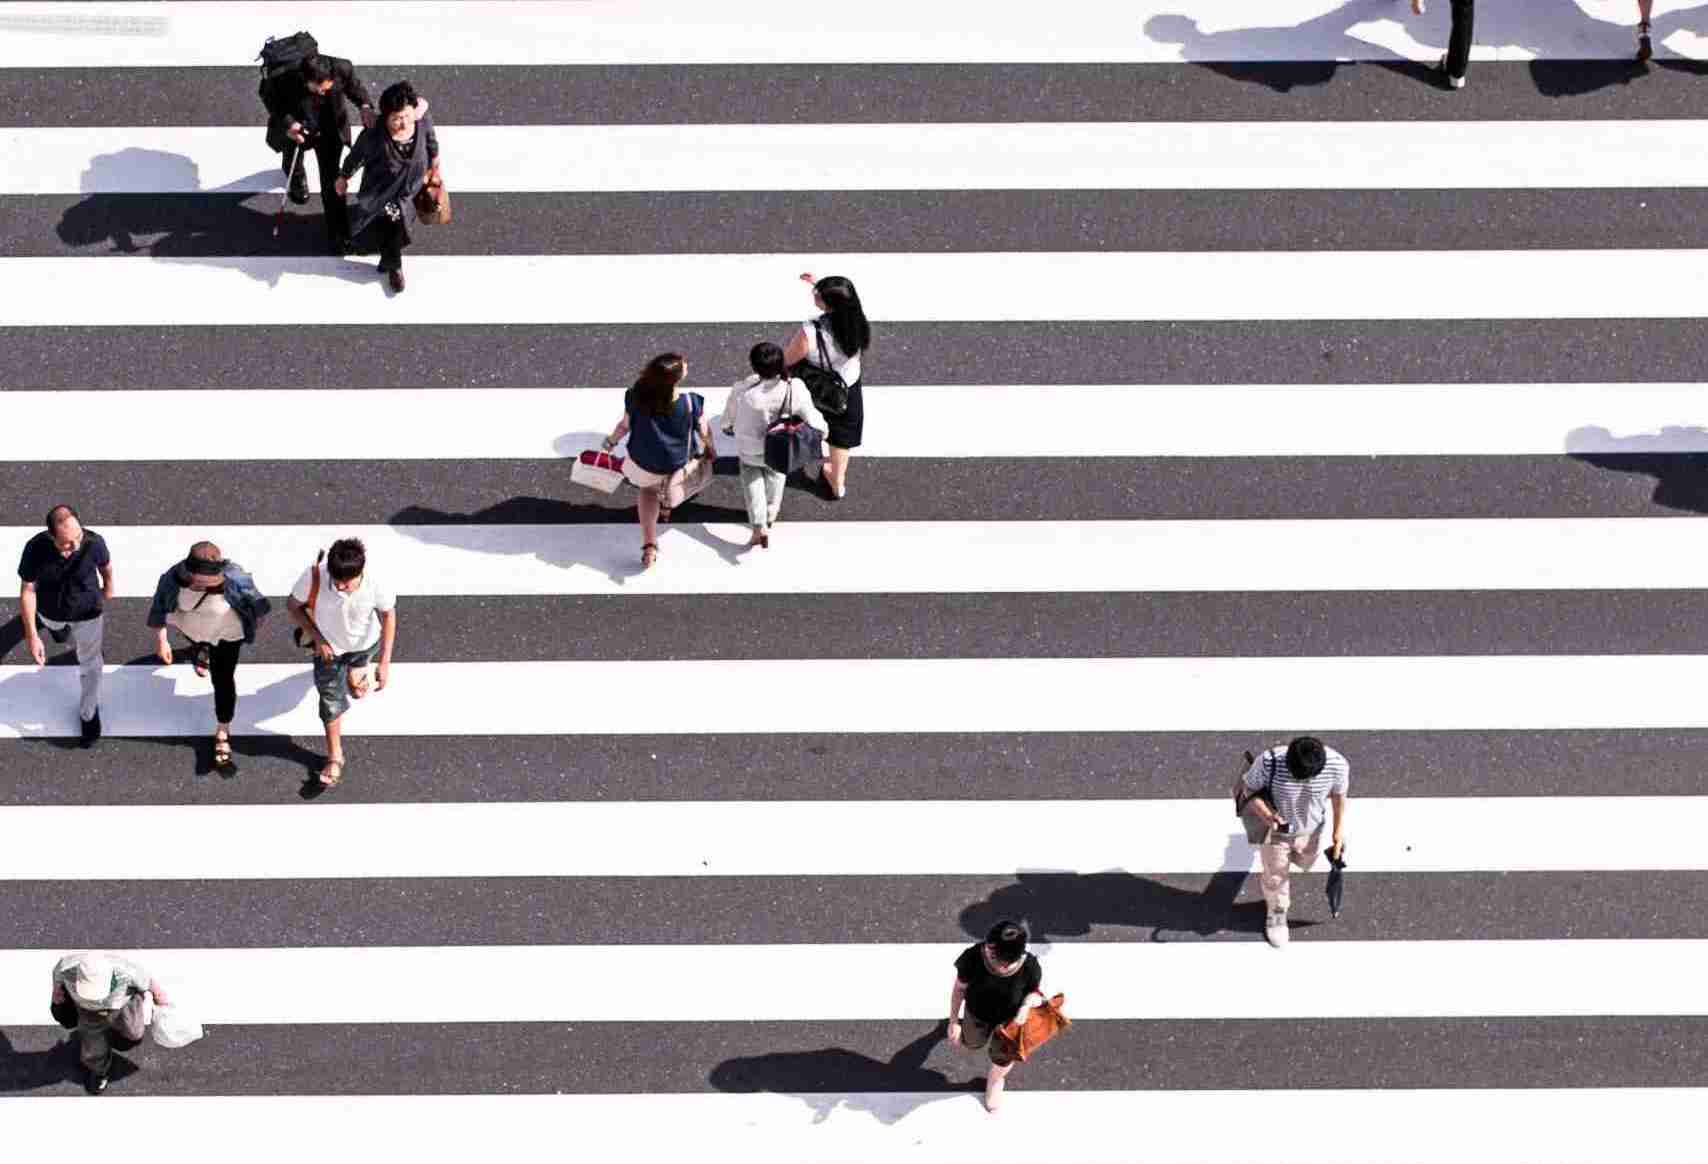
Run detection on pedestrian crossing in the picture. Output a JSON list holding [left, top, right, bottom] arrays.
[[4, 0, 1708, 1159]]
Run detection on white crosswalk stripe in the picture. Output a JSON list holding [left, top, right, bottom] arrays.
[[3, 0, 1707, 1152]]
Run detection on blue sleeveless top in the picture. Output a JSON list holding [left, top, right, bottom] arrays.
[[624, 390, 702, 475]]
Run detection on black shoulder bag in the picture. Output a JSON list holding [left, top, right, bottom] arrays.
[[788, 320, 850, 417]]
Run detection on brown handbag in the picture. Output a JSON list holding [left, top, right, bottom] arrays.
[[994, 992, 1070, 1063], [414, 172, 451, 225]]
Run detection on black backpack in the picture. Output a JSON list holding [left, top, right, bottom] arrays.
[[257, 31, 318, 118]]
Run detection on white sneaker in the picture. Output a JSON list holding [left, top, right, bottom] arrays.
[[1438, 55, 1465, 89], [1265, 909, 1290, 948]]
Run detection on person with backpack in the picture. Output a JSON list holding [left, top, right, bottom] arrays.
[[600, 353, 718, 570], [146, 541, 272, 772], [285, 537, 397, 788], [259, 33, 375, 253], [783, 273, 871, 501], [1234, 736, 1349, 948], [719, 342, 829, 549], [335, 81, 440, 294], [17, 505, 112, 747]]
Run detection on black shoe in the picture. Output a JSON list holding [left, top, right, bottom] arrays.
[[80, 710, 101, 748], [328, 234, 351, 256], [84, 1067, 108, 1095], [287, 175, 310, 206], [388, 269, 406, 293]]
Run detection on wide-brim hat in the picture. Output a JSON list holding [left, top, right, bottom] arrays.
[[71, 955, 116, 1005]]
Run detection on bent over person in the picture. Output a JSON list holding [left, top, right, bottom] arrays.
[[51, 951, 169, 1095], [1237, 735, 1348, 948]]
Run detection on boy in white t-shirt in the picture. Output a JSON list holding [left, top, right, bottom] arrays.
[[286, 537, 397, 788]]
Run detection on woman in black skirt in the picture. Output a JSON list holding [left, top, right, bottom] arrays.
[[334, 80, 439, 293], [783, 273, 871, 499]]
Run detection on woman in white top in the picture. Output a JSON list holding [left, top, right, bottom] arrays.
[[145, 542, 272, 770], [720, 342, 830, 548], [783, 273, 871, 500]]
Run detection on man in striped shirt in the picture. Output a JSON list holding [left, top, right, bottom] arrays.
[[1236, 736, 1349, 948]]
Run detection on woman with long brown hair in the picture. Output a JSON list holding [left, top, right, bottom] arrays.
[[784, 273, 871, 500], [601, 353, 717, 569]]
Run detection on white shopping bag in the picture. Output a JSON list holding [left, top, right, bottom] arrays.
[[572, 450, 626, 494], [151, 1004, 204, 1049]]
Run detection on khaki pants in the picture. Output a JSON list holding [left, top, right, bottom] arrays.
[[38, 613, 104, 721], [1259, 827, 1324, 914], [76, 993, 148, 1074]]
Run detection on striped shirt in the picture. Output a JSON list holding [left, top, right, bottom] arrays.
[[1241, 745, 1350, 838]]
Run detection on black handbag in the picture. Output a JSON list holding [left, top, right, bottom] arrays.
[[787, 321, 850, 417], [764, 379, 824, 474]]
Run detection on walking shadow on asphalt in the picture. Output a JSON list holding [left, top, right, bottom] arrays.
[[709, 1025, 978, 1125], [957, 861, 1324, 945], [1566, 425, 1708, 515], [0, 1028, 138, 1095], [55, 148, 380, 289]]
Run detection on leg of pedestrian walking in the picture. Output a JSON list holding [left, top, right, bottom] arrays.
[[69, 614, 104, 743], [210, 639, 241, 769], [637, 486, 662, 568], [738, 462, 771, 546], [76, 1009, 112, 1081], [1260, 834, 1294, 947], [1443, 0, 1474, 86], [316, 136, 350, 251]]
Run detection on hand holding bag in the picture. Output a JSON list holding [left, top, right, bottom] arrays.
[[572, 449, 627, 494], [661, 394, 714, 509], [764, 378, 824, 475], [413, 168, 451, 225], [994, 993, 1070, 1063], [151, 1004, 205, 1050]]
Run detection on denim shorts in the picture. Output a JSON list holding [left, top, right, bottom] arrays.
[[313, 645, 376, 723]]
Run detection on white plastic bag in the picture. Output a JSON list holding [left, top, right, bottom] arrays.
[[151, 1004, 204, 1049]]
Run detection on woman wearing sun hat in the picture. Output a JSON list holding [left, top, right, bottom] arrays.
[[50, 951, 170, 1094]]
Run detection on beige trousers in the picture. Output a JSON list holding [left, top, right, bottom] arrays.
[[1259, 827, 1324, 914]]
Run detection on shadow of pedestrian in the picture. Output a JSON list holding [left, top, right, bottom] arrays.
[[0, 1028, 141, 1095], [708, 1024, 977, 1124], [1144, 0, 1415, 91], [56, 148, 370, 279], [1566, 424, 1708, 514]]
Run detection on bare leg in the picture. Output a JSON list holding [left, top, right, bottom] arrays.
[[826, 445, 852, 496], [637, 487, 661, 565], [984, 1061, 1013, 1112], [325, 713, 344, 767]]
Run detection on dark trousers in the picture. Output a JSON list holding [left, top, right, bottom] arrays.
[[282, 134, 350, 244], [1445, 0, 1474, 78], [186, 638, 243, 723], [354, 214, 409, 273]]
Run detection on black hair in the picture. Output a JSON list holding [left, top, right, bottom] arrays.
[[45, 504, 78, 534], [986, 920, 1028, 963], [632, 353, 687, 418], [379, 81, 418, 117], [299, 54, 335, 85], [1285, 736, 1328, 780], [326, 538, 367, 583], [749, 342, 785, 380], [814, 276, 871, 360]]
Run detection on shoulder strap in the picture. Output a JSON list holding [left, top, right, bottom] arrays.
[[305, 549, 324, 613], [813, 319, 833, 367]]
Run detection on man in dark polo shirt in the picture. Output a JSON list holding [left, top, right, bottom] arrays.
[[18, 505, 113, 745]]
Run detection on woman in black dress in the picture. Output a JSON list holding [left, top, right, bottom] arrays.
[[783, 273, 870, 500], [335, 80, 440, 293]]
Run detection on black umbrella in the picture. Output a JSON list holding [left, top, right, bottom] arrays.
[[1325, 843, 1347, 918]]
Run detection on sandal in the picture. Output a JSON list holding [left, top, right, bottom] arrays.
[[190, 642, 211, 678], [641, 542, 659, 570], [213, 730, 234, 769], [1637, 21, 1652, 62], [319, 758, 345, 787]]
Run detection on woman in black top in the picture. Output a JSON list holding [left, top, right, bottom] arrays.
[[947, 920, 1044, 1112], [335, 80, 439, 293]]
